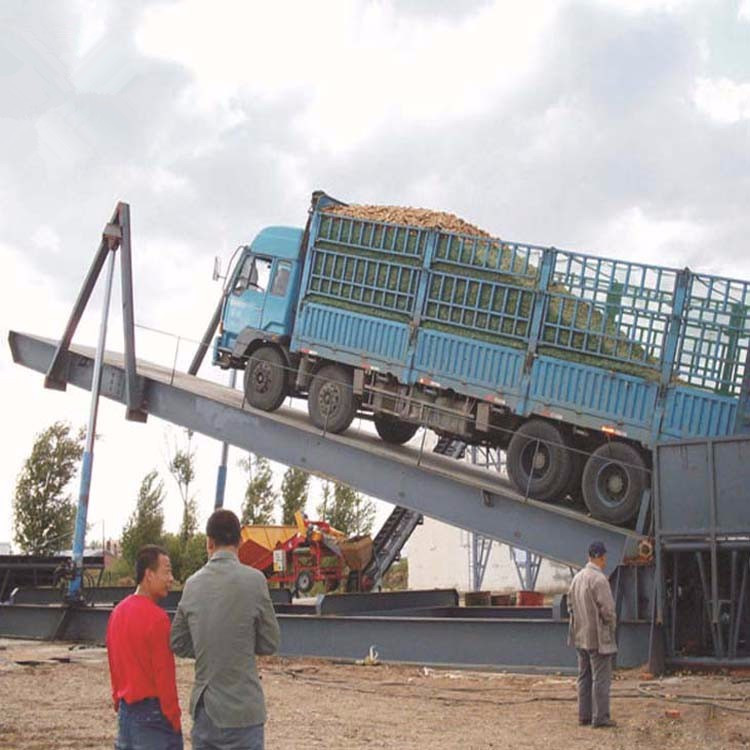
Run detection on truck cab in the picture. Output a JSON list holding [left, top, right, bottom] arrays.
[[214, 226, 304, 367]]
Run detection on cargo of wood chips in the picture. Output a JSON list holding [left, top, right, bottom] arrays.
[[318, 203, 657, 378]]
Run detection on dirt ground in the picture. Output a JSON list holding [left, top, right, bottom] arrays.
[[1, 639, 749, 749]]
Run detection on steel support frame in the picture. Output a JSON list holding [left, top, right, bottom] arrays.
[[653, 436, 750, 665], [44, 202, 146, 422], [8, 333, 643, 573], [470, 533, 494, 591]]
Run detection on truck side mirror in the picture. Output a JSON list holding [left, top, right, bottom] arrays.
[[212, 256, 222, 282]]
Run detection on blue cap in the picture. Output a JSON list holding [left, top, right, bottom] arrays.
[[588, 541, 607, 558]]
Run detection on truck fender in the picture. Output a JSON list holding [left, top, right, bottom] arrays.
[[234, 327, 292, 373]]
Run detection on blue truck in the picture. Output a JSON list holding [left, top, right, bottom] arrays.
[[214, 191, 750, 525]]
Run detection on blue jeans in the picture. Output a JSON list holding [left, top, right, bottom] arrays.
[[192, 700, 264, 750], [116, 698, 183, 750]]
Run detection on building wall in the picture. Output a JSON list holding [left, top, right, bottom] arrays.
[[407, 515, 574, 593]]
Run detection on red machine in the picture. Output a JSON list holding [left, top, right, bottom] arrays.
[[238, 513, 348, 594]]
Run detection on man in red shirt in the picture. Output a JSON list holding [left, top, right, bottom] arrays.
[[107, 545, 183, 749]]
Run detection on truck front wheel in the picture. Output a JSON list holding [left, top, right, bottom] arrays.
[[374, 414, 419, 444], [581, 441, 647, 525], [506, 419, 575, 501], [244, 346, 288, 411], [308, 364, 359, 433]]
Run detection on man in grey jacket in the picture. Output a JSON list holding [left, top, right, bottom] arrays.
[[567, 541, 617, 729], [171, 509, 281, 750]]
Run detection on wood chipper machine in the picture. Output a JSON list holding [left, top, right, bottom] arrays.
[[238, 512, 373, 595]]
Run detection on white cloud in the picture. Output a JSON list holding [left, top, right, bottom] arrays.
[[594, 206, 707, 267], [694, 76, 750, 123], [136, 0, 561, 151], [31, 225, 62, 254], [739, 0, 750, 21], [593, 0, 691, 12]]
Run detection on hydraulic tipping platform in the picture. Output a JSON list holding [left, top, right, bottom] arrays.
[[8, 332, 645, 575]]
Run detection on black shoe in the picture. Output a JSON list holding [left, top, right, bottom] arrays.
[[579, 719, 591, 726], [592, 719, 617, 729]]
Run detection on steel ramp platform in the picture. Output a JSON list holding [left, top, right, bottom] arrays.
[[8, 331, 644, 574]]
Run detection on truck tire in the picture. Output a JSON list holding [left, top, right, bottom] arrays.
[[374, 414, 419, 444], [308, 364, 358, 433], [506, 419, 575, 501], [244, 346, 288, 411], [581, 441, 648, 524]]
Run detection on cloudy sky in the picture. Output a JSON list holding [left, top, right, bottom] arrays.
[[1, 0, 749, 548]]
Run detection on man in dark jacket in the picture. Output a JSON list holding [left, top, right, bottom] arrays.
[[171, 509, 280, 750], [567, 541, 618, 729]]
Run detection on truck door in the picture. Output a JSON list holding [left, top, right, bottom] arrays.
[[260, 260, 295, 336], [223, 254, 273, 338]]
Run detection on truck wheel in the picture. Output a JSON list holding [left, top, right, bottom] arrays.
[[581, 441, 648, 525], [308, 364, 358, 433], [374, 414, 419, 444], [295, 570, 313, 595], [244, 346, 288, 411], [506, 419, 575, 501]]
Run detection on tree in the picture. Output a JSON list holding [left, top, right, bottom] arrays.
[[181, 533, 208, 579], [280, 466, 309, 525], [167, 429, 198, 545], [13, 422, 84, 554], [240, 454, 277, 525], [163, 533, 185, 582], [120, 470, 166, 567], [316, 480, 375, 537]]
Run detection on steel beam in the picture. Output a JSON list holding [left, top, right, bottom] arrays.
[[316, 589, 457, 615], [8, 332, 642, 572], [0, 604, 650, 670], [10, 586, 291, 608]]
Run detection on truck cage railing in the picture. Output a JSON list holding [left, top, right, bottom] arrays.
[[311, 208, 750, 399]]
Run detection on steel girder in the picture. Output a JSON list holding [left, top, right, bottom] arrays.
[[10, 586, 292, 608], [0, 603, 650, 670]]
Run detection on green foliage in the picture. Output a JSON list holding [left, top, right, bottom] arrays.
[[167, 429, 198, 545], [120, 470, 165, 567], [103, 556, 135, 586], [161, 531, 207, 583], [181, 533, 208, 579], [280, 466, 309, 525], [240, 454, 277, 525], [13, 421, 84, 554], [162, 532, 184, 581], [316, 481, 375, 537]]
